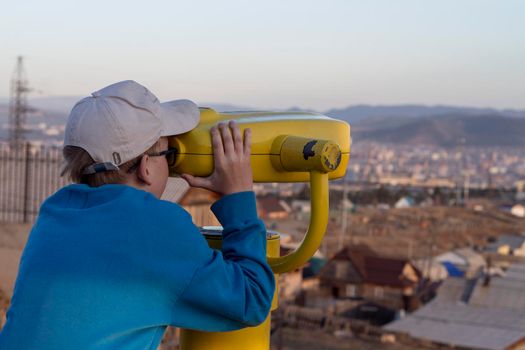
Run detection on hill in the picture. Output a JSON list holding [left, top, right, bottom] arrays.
[[352, 114, 525, 147], [2, 99, 525, 147], [325, 104, 525, 123]]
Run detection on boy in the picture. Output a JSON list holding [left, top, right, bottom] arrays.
[[0, 80, 275, 349]]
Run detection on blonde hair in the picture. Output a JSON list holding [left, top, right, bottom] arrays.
[[61, 141, 161, 187]]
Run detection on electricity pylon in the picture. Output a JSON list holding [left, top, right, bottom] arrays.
[[9, 56, 31, 150]]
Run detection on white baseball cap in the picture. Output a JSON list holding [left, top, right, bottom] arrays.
[[64, 80, 199, 173]]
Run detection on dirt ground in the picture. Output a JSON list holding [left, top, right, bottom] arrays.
[[271, 206, 525, 260], [0, 223, 31, 251], [0, 223, 30, 296], [341, 206, 525, 259]]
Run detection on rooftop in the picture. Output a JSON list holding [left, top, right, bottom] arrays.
[[385, 263, 525, 350]]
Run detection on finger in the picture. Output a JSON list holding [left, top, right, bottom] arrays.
[[243, 128, 252, 157], [181, 174, 212, 189], [219, 122, 234, 155], [230, 120, 243, 153], [210, 126, 224, 159]]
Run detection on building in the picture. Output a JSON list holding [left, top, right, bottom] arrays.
[[257, 197, 291, 220], [411, 258, 448, 281], [435, 248, 486, 279], [485, 234, 525, 257], [318, 245, 421, 311], [394, 196, 415, 209], [385, 263, 525, 350], [179, 187, 221, 227], [511, 204, 525, 218]]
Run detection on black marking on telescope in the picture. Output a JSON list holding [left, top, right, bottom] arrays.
[[303, 140, 317, 160]]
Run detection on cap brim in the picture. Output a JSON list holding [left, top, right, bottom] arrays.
[[159, 99, 200, 136]]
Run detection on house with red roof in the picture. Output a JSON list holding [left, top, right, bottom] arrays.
[[319, 245, 421, 311]]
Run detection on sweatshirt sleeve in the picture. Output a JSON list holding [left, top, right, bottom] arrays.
[[171, 191, 275, 331]]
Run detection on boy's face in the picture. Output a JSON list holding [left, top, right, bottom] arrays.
[[149, 137, 170, 198]]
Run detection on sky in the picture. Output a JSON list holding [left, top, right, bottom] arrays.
[[1, 0, 524, 111]]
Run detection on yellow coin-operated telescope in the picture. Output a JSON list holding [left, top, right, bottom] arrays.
[[169, 108, 351, 350]]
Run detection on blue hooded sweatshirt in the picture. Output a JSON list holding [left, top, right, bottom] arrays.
[[0, 184, 275, 349]]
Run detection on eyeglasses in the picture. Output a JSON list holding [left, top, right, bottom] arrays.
[[148, 147, 178, 166], [126, 147, 178, 173]]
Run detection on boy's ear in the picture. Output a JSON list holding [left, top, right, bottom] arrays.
[[137, 155, 153, 186]]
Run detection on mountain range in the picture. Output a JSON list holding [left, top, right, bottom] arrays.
[[1, 97, 525, 147], [352, 114, 525, 147], [324, 105, 525, 147], [324, 104, 525, 123]]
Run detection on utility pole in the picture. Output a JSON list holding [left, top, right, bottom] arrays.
[[463, 171, 470, 204], [455, 138, 466, 206], [9, 56, 31, 150]]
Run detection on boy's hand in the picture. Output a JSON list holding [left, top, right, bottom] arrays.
[[181, 120, 253, 196]]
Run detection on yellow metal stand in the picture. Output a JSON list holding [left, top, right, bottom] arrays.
[[267, 171, 329, 274], [180, 317, 272, 350], [180, 170, 330, 350], [175, 113, 350, 350], [180, 231, 280, 350]]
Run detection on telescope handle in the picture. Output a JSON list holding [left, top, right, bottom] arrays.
[[267, 171, 329, 274]]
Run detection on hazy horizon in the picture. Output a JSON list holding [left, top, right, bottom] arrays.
[[1, 95, 525, 115]]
